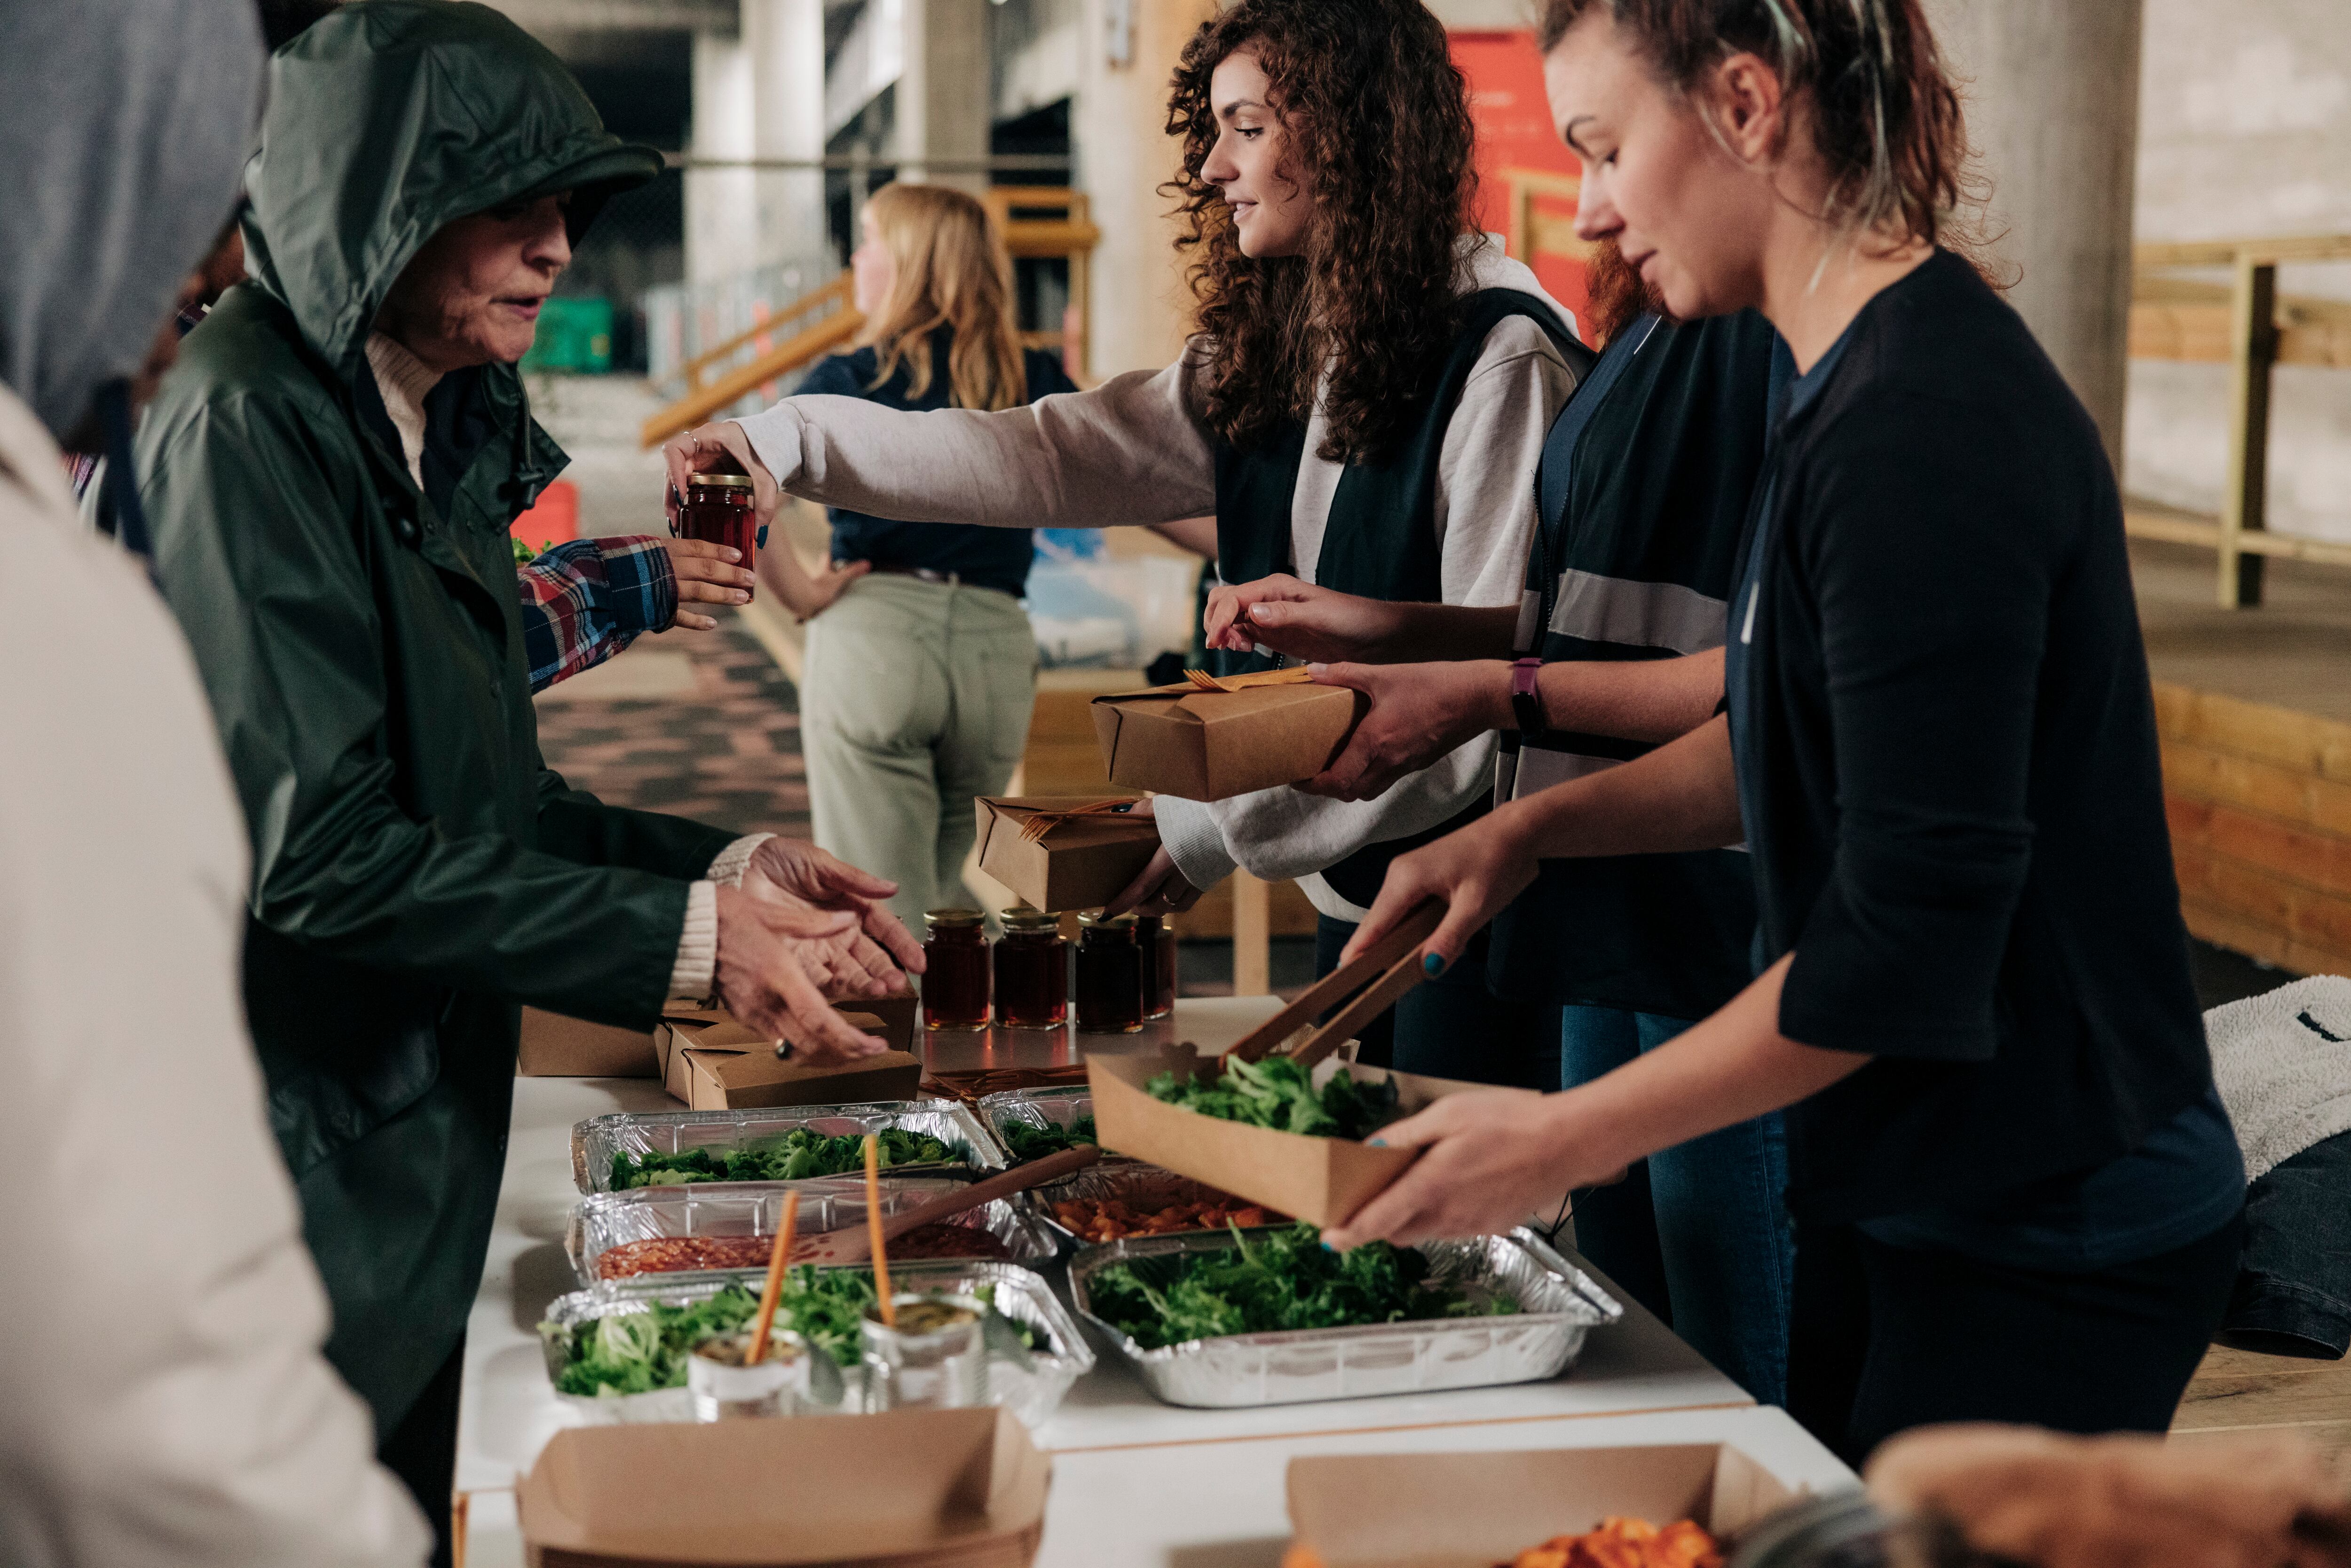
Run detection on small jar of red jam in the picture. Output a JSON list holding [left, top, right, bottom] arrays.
[[1135, 914, 1176, 1020], [921, 909, 990, 1032], [992, 908, 1067, 1029], [675, 466, 757, 598], [1073, 911, 1144, 1034]]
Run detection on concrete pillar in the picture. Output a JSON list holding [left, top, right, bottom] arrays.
[[1073, 0, 1216, 376], [687, 28, 758, 284], [898, 0, 990, 195], [1924, 0, 2145, 471], [745, 0, 830, 267]]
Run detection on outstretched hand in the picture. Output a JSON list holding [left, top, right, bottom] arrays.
[[737, 837, 925, 998], [660, 536, 756, 630], [663, 421, 781, 532], [1203, 574, 1396, 663], [1295, 660, 1502, 801], [710, 889, 893, 1063]]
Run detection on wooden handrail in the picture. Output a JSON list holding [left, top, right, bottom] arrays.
[[2116, 233, 2351, 607], [662, 274, 854, 394], [639, 305, 866, 448]]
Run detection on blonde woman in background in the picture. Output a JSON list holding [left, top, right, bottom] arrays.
[[765, 184, 1079, 925]]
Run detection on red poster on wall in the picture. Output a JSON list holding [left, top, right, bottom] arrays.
[[1452, 29, 1590, 338]]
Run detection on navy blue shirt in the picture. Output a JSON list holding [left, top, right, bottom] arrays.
[[797, 331, 1079, 599], [1723, 250, 2220, 1230]]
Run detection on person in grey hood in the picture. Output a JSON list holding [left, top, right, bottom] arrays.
[[0, 1, 429, 1565], [137, 5, 922, 1553]]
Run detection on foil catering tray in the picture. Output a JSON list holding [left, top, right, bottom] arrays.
[[977, 1087, 1123, 1164], [573, 1099, 1002, 1194], [568, 1175, 1057, 1286], [539, 1260, 1093, 1427], [1067, 1226, 1620, 1408], [1028, 1161, 1288, 1249]]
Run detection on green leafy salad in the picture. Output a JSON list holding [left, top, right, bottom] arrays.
[[544, 1276, 1040, 1397], [1085, 1222, 1516, 1349], [610, 1126, 973, 1189], [999, 1115, 1097, 1160], [1143, 1055, 1401, 1140]]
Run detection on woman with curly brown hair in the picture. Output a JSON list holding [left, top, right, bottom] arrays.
[[664, 0, 1590, 1079]]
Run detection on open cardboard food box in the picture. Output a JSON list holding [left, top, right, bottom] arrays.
[[1087, 1042, 1483, 1228], [655, 1006, 922, 1111], [519, 1406, 1049, 1568], [1285, 1443, 1796, 1568], [1089, 678, 1364, 801], [972, 795, 1159, 913]]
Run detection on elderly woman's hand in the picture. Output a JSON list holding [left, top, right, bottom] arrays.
[[663, 420, 782, 532], [737, 837, 925, 997]]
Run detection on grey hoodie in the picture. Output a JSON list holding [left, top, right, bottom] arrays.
[[0, 0, 260, 439]]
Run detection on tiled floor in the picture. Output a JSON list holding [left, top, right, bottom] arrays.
[[532, 612, 809, 839]]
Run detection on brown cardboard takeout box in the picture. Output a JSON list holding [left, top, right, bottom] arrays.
[[655, 1007, 921, 1111], [519, 990, 914, 1083], [972, 795, 1159, 913], [519, 1009, 661, 1079], [1089, 679, 1364, 801], [1286, 1443, 1795, 1567], [519, 1406, 1050, 1568], [1086, 1043, 1483, 1228]]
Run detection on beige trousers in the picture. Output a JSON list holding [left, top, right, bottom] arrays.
[[801, 572, 1038, 928]]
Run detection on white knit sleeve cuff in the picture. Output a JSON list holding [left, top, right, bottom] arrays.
[[732, 405, 807, 491], [707, 833, 774, 888], [669, 880, 719, 1000], [1153, 797, 1239, 894]]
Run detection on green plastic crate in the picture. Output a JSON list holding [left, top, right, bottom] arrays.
[[522, 296, 613, 373]]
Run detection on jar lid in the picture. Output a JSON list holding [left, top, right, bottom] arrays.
[[1075, 909, 1136, 929], [923, 907, 985, 930], [687, 468, 755, 489], [999, 907, 1059, 931]]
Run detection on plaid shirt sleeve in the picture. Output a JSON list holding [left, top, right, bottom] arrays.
[[517, 535, 680, 693]]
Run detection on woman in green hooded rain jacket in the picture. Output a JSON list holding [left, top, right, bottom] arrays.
[[136, 0, 921, 1472]]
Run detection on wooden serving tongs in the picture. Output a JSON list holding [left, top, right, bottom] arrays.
[[1211, 901, 1447, 1075]]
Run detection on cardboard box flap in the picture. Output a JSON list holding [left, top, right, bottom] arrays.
[[1286, 1444, 1796, 1568], [520, 1407, 1049, 1566], [1086, 1046, 1481, 1227], [974, 796, 1162, 914]]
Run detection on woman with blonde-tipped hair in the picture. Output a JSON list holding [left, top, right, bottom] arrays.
[[766, 182, 1079, 925]]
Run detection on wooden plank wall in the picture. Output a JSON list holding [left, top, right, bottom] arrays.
[[1024, 674, 1319, 940], [2157, 680, 2351, 977]]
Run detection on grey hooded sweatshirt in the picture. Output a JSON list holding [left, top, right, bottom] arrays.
[[0, 2, 428, 1565]]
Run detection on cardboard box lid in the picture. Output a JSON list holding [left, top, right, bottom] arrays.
[[1286, 1443, 1795, 1567], [1088, 682, 1362, 802], [973, 796, 1160, 913], [520, 1407, 1049, 1567], [1086, 1046, 1480, 1227]]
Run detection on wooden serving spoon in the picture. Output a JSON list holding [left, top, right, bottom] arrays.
[[791, 1143, 1103, 1266]]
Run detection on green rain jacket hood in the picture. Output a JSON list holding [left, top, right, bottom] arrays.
[[139, 0, 734, 1434]]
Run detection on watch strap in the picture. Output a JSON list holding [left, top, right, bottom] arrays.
[[1509, 657, 1546, 739]]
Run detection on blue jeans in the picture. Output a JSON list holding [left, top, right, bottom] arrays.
[[1561, 1006, 1794, 1404]]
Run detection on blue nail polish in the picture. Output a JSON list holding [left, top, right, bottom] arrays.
[[1422, 952, 1446, 977], [1368, 1137, 1388, 1147], [1319, 1241, 1337, 1253]]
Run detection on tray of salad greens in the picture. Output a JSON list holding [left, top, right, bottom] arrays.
[[1067, 1221, 1620, 1408], [538, 1260, 1092, 1426], [567, 1174, 1057, 1285], [571, 1100, 1001, 1194], [976, 1087, 1136, 1168]]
